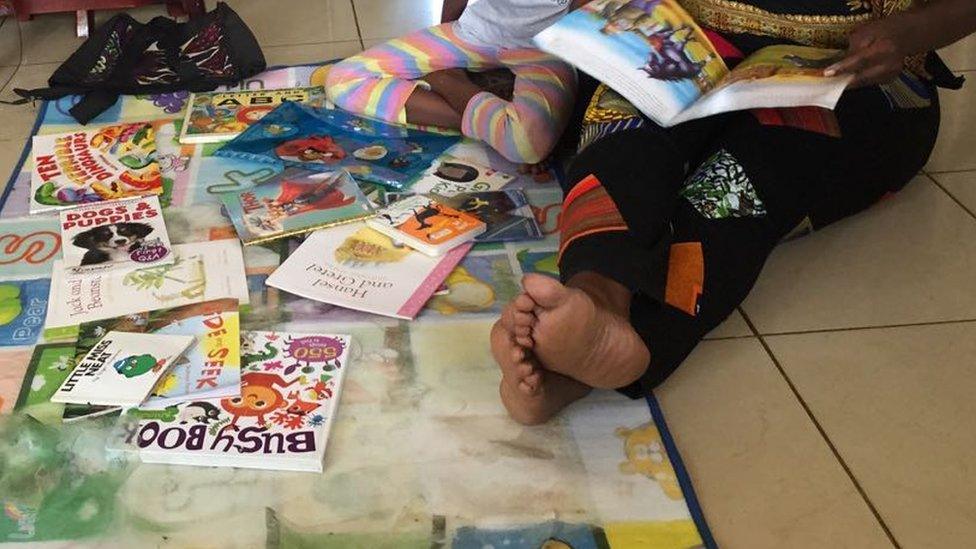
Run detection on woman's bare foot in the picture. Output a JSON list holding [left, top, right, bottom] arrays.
[[491, 314, 591, 425], [520, 273, 650, 390]]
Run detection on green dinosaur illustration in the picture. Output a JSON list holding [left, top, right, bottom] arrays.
[[241, 341, 278, 368]]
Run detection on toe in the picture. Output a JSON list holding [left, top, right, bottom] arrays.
[[513, 310, 535, 328], [514, 325, 532, 338], [513, 293, 536, 313], [516, 335, 534, 348], [522, 273, 570, 309]]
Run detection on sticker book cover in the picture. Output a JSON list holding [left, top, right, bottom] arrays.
[[51, 331, 195, 407], [409, 155, 515, 197], [221, 168, 374, 245], [30, 122, 164, 214], [114, 330, 351, 473], [179, 86, 327, 144], [266, 222, 472, 320], [44, 239, 250, 330], [59, 195, 174, 270], [213, 101, 459, 189], [367, 195, 486, 256]]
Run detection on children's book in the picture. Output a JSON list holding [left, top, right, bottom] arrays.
[[386, 190, 544, 243], [59, 195, 174, 271], [409, 155, 515, 197], [266, 222, 472, 320], [180, 86, 327, 144], [221, 168, 374, 245], [44, 239, 250, 330], [113, 330, 351, 473], [213, 101, 459, 189], [534, 0, 853, 126], [30, 122, 164, 214], [367, 195, 485, 256], [51, 331, 195, 407], [13, 343, 76, 424]]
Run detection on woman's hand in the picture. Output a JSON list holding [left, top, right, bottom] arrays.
[[824, 16, 913, 87]]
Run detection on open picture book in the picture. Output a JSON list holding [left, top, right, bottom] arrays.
[[534, 0, 853, 126]]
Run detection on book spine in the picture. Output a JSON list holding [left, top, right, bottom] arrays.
[[396, 242, 472, 319]]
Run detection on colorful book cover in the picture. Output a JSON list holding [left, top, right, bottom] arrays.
[[44, 239, 250, 330], [51, 331, 195, 407], [0, 279, 50, 347], [13, 343, 76, 424], [367, 195, 485, 256], [409, 155, 515, 197], [179, 86, 327, 144], [30, 122, 164, 214], [220, 168, 374, 245], [115, 330, 351, 472], [59, 195, 174, 270], [387, 190, 544, 243], [266, 222, 472, 320], [213, 101, 459, 189]]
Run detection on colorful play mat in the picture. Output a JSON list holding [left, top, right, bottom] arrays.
[[0, 63, 714, 548]]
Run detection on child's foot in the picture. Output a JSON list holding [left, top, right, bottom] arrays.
[[521, 273, 650, 390], [490, 320, 591, 425]]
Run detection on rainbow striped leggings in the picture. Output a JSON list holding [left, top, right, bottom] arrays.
[[325, 23, 577, 165]]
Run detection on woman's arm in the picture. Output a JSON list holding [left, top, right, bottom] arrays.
[[826, 0, 976, 87], [442, 0, 469, 23]]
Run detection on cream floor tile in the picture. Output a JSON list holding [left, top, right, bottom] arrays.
[[742, 176, 976, 334], [0, 64, 59, 142], [223, 0, 359, 48], [263, 41, 363, 68], [766, 323, 976, 548], [655, 338, 892, 548], [927, 71, 976, 173], [354, 0, 441, 40], [931, 170, 976, 215], [0, 12, 85, 66], [939, 34, 976, 72], [703, 310, 751, 339], [0, 138, 27, 185], [0, 64, 15, 93]]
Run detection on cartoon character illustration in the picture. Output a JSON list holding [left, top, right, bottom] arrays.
[[334, 228, 411, 265], [281, 335, 346, 371], [275, 136, 346, 164], [113, 354, 165, 378], [219, 372, 300, 428], [240, 335, 278, 369], [178, 401, 223, 424], [616, 422, 683, 500], [641, 25, 714, 82], [353, 145, 388, 160], [270, 176, 356, 217], [427, 266, 496, 315]]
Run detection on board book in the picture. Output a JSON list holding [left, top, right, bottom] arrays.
[[220, 168, 374, 245], [113, 330, 350, 473], [30, 122, 164, 214], [51, 331, 195, 407], [59, 195, 174, 271], [179, 86, 327, 144], [386, 190, 544, 243], [213, 101, 459, 189], [409, 155, 515, 197], [534, 0, 852, 126], [266, 222, 471, 320], [367, 195, 485, 256]]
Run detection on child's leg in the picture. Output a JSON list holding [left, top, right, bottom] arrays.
[[326, 23, 496, 128], [461, 50, 578, 164]]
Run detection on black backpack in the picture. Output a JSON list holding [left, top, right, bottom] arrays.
[[12, 2, 266, 124]]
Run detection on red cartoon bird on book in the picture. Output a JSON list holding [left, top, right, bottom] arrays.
[[272, 177, 356, 217], [275, 136, 346, 164]]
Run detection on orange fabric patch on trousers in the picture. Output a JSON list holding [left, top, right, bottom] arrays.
[[665, 242, 704, 316], [558, 174, 629, 261]]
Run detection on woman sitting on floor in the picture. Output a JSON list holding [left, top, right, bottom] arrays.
[[491, 0, 976, 424]]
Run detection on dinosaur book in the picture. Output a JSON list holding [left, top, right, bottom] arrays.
[[113, 330, 350, 473], [266, 222, 471, 320], [534, 0, 852, 126], [221, 168, 374, 245], [51, 331, 195, 408], [30, 122, 164, 214]]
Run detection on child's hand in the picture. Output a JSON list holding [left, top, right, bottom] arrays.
[[824, 16, 912, 87]]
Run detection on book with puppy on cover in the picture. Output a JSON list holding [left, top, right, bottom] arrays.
[[51, 331, 195, 408], [112, 331, 351, 473], [59, 195, 174, 271], [30, 122, 164, 214], [533, 0, 853, 127]]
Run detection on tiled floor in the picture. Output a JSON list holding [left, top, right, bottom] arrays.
[[2, 1, 975, 546]]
